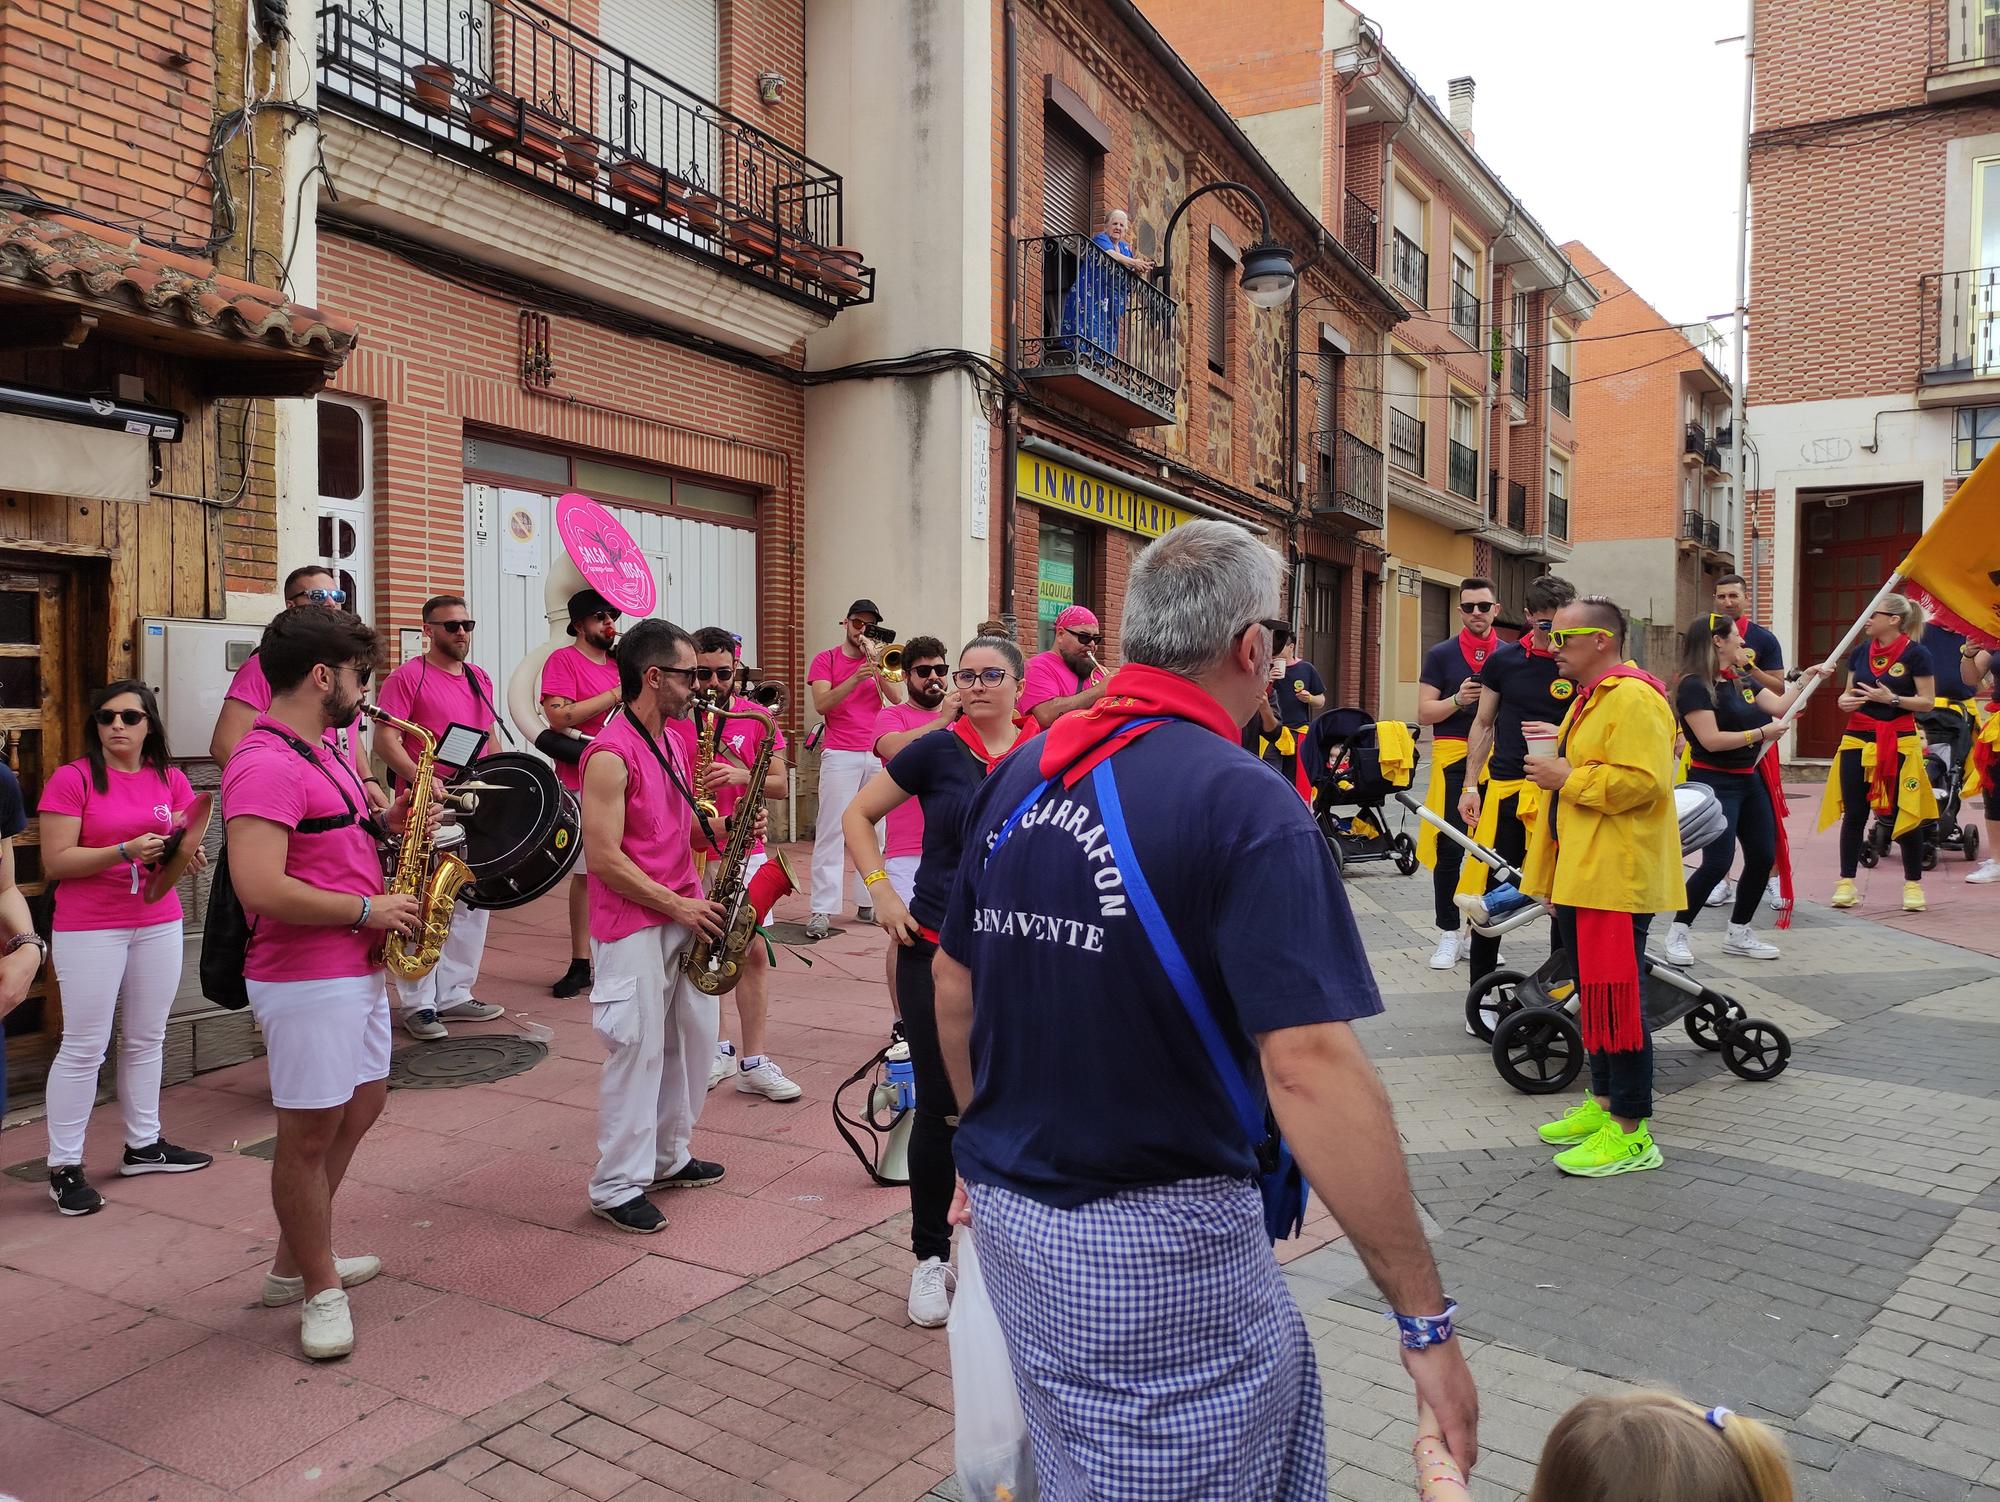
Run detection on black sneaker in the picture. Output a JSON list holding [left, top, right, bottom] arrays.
[[591, 1194, 667, 1233], [120, 1139, 214, 1176], [654, 1158, 725, 1189], [552, 959, 591, 998], [49, 1165, 104, 1216], [856, 906, 875, 923]]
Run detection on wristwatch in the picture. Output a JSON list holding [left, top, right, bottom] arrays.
[[4, 932, 47, 963], [1389, 1300, 1458, 1350]]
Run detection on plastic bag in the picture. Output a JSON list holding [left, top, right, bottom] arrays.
[[949, 1229, 1038, 1502]]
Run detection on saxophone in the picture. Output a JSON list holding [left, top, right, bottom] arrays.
[[361, 704, 473, 980], [690, 694, 723, 876], [682, 695, 793, 995]]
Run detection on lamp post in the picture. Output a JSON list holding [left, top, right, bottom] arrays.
[[1149, 180, 1298, 309]]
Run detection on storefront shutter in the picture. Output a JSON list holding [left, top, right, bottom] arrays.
[[599, 0, 719, 102], [1042, 123, 1090, 237]]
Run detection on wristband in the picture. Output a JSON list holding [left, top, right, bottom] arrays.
[[351, 895, 371, 932], [1389, 1301, 1458, 1350], [117, 841, 128, 861], [862, 869, 889, 888]]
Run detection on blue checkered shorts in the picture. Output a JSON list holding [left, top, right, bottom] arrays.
[[967, 1176, 1325, 1501]]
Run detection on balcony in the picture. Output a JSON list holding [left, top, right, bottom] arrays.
[[1918, 266, 2000, 402], [1704, 517, 1722, 549], [1509, 345, 1528, 403], [1505, 480, 1527, 533], [1449, 286, 1480, 346], [1704, 441, 1725, 472], [1680, 508, 1705, 544], [1343, 190, 1378, 273], [1550, 365, 1571, 417], [1312, 430, 1385, 530], [1017, 235, 1178, 427], [315, 0, 871, 314], [1683, 422, 1707, 460], [1388, 408, 1425, 475], [1929, 1, 2000, 100], [1390, 230, 1428, 305], [1446, 437, 1478, 500], [1547, 492, 1570, 542]]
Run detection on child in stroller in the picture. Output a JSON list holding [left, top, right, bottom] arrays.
[[1303, 707, 1419, 873], [1861, 699, 1982, 869]]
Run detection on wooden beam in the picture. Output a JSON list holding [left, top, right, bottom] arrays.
[[0, 309, 98, 351]]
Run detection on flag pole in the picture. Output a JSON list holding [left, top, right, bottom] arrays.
[[1762, 572, 1904, 747]]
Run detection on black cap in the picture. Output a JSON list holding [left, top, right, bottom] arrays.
[[566, 588, 617, 636], [845, 598, 882, 622]]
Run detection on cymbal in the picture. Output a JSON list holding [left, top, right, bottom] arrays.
[[143, 793, 213, 905]]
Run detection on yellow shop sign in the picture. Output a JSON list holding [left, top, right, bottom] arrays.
[[1017, 453, 1195, 538]]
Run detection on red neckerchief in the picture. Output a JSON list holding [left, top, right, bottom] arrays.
[[1037, 663, 1238, 787], [950, 712, 1037, 771], [1867, 633, 1910, 678], [1553, 665, 1669, 1055], [1519, 633, 1554, 660], [1457, 627, 1494, 676], [1847, 635, 1916, 813]]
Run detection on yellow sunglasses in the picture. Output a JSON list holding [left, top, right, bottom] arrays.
[[1548, 626, 1614, 646]]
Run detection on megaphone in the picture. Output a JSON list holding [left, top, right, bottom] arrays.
[[833, 1034, 914, 1186]]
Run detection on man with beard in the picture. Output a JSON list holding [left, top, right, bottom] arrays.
[[806, 600, 904, 938], [1020, 606, 1110, 729], [541, 589, 624, 998], [1708, 573, 1788, 912], [371, 595, 505, 1039], [222, 605, 427, 1358], [871, 635, 953, 1005]]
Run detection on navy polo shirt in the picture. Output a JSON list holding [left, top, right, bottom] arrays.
[[1740, 620, 1786, 676], [1848, 639, 1936, 722], [1419, 638, 1490, 741], [1678, 675, 1768, 772], [1479, 642, 1571, 781], [885, 728, 990, 931]]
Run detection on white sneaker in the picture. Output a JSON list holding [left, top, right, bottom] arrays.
[[1458, 930, 1473, 963], [708, 1041, 737, 1091], [1968, 859, 2000, 884], [907, 1256, 956, 1327], [1664, 922, 1695, 966], [262, 1254, 382, 1307], [1766, 878, 1787, 910], [804, 913, 831, 940], [300, 1288, 354, 1360], [1427, 930, 1460, 970], [1722, 923, 1780, 959], [1705, 879, 1734, 909], [735, 1057, 803, 1102]]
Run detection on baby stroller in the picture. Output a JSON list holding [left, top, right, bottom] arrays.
[[1862, 700, 1982, 869], [1304, 707, 1418, 874], [1393, 785, 1792, 1094]]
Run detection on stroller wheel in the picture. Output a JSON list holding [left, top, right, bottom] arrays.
[[1491, 1007, 1584, 1095], [1868, 818, 1894, 858], [1465, 968, 1529, 1043], [1922, 842, 1940, 872], [1857, 842, 1879, 869], [1392, 832, 1419, 876], [1684, 991, 1746, 1052], [1967, 825, 1982, 862], [1721, 1020, 1791, 1081]]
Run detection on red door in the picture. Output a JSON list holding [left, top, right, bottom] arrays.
[[1795, 487, 1923, 758]]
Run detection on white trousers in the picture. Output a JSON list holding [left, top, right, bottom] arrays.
[[46, 921, 185, 1165], [391, 900, 491, 1016], [588, 923, 719, 1210], [812, 748, 880, 913]]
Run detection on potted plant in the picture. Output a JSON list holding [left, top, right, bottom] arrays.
[[468, 86, 518, 144], [561, 131, 599, 179], [410, 61, 456, 111], [609, 155, 665, 210]]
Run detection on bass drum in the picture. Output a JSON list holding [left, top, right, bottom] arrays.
[[456, 752, 582, 910]]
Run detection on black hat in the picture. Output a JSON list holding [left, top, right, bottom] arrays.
[[845, 598, 882, 622], [566, 588, 617, 637]]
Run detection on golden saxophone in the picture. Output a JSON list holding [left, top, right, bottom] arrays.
[[361, 703, 473, 980], [690, 693, 723, 876], [682, 696, 793, 996]]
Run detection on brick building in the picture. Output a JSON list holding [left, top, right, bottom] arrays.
[[0, 0, 358, 1106], [1143, 0, 1598, 722], [1747, 0, 1999, 755], [1562, 241, 1737, 666]]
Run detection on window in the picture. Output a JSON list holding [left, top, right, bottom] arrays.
[[1037, 517, 1092, 650], [1449, 238, 1479, 344], [317, 400, 371, 619], [1420, 580, 1452, 651], [461, 435, 757, 522], [597, 0, 719, 200], [1512, 292, 1530, 350], [1447, 394, 1478, 499], [1550, 326, 1573, 416], [1207, 244, 1233, 374], [1547, 451, 1571, 541], [1043, 119, 1092, 237], [1386, 356, 1423, 474], [1955, 404, 2000, 471], [1390, 180, 1428, 304]]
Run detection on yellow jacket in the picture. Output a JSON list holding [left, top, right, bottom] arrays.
[[1522, 671, 1687, 915]]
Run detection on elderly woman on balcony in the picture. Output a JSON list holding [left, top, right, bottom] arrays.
[[1062, 208, 1154, 357]]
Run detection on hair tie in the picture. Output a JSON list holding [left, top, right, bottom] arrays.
[[1705, 1406, 1733, 1430]]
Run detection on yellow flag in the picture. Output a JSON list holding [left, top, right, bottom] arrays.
[[1899, 446, 2000, 642]]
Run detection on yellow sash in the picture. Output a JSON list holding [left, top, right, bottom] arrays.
[[1415, 738, 1469, 869], [1375, 720, 1417, 787], [1818, 733, 1937, 839], [1968, 706, 1998, 801], [1455, 776, 1541, 898]]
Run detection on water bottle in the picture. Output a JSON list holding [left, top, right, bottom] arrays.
[[883, 1039, 916, 1112]]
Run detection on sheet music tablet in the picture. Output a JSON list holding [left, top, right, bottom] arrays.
[[433, 722, 488, 772]]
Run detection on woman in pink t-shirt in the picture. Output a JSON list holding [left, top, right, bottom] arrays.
[[38, 680, 212, 1216]]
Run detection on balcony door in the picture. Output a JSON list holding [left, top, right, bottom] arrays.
[[1972, 157, 2000, 376], [599, 0, 720, 199]]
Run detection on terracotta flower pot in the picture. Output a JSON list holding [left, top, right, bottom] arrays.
[[561, 133, 599, 179], [468, 89, 517, 143], [410, 62, 456, 111], [608, 156, 665, 210]]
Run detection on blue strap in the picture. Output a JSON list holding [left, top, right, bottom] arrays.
[[1091, 762, 1266, 1149], [983, 718, 1172, 867]]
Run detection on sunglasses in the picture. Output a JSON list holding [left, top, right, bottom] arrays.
[[650, 666, 698, 686], [906, 664, 950, 679], [1063, 630, 1101, 647], [94, 708, 148, 727], [1548, 626, 1614, 646], [344, 662, 373, 687], [1460, 601, 1497, 613], [953, 667, 1015, 688], [693, 666, 735, 682], [428, 619, 476, 633], [289, 587, 347, 605]]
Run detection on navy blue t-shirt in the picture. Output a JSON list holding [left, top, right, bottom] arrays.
[[1923, 624, 1977, 700], [939, 720, 1382, 1208], [1848, 638, 1936, 723], [885, 727, 989, 930], [0, 765, 25, 840], [1677, 674, 1767, 772], [1419, 637, 1494, 741], [1268, 661, 1325, 731], [1739, 620, 1785, 676], [1479, 642, 1571, 781]]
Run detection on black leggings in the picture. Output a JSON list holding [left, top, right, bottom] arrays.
[[1556, 906, 1655, 1122], [1469, 792, 1529, 985], [1432, 757, 1469, 931], [1679, 767, 1777, 925], [1837, 745, 1922, 881], [894, 938, 959, 1264]]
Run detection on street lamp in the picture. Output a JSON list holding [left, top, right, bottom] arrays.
[[1150, 180, 1298, 310]]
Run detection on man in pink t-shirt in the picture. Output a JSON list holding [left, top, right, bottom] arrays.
[[539, 589, 623, 1000], [1020, 604, 1110, 729], [579, 619, 746, 1234], [806, 599, 905, 937], [371, 594, 505, 1040], [871, 635, 952, 1008], [221, 605, 426, 1360]]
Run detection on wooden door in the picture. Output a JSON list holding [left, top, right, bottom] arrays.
[[1796, 488, 1923, 757], [1300, 560, 1344, 705]]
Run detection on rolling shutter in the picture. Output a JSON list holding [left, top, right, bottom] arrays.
[[1042, 122, 1090, 237]]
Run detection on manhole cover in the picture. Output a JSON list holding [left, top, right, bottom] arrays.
[[765, 921, 845, 944], [387, 1035, 547, 1090], [4, 1156, 47, 1182]]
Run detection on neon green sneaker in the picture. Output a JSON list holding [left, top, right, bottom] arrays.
[[1553, 1121, 1663, 1178], [1537, 1097, 1611, 1146]]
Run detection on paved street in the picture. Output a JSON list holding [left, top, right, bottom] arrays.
[[2, 816, 1997, 1502]]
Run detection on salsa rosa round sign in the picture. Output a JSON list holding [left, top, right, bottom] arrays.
[[555, 492, 656, 616]]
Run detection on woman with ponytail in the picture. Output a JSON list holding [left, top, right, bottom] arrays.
[[1520, 1390, 1795, 1502], [1818, 593, 1937, 912]]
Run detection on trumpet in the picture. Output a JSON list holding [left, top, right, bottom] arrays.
[[742, 677, 788, 712], [876, 644, 904, 683], [1086, 650, 1107, 684]]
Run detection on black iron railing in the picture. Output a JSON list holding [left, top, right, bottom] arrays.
[[1312, 430, 1385, 529], [1704, 441, 1725, 469], [1017, 234, 1179, 420], [315, 0, 872, 309], [1343, 190, 1378, 273], [1390, 230, 1428, 304], [1714, 423, 1733, 449], [1548, 492, 1570, 540], [1550, 365, 1571, 416], [1919, 266, 2000, 383], [1704, 517, 1722, 549], [1510, 345, 1528, 400], [1388, 409, 1425, 474], [1447, 437, 1478, 499], [1450, 285, 1480, 346], [1506, 480, 1526, 533], [1684, 422, 1707, 457], [1681, 508, 1706, 542], [1930, 0, 2000, 77]]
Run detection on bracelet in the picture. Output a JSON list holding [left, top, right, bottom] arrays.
[[116, 841, 128, 861], [1389, 1300, 1459, 1350], [861, 869, 889, 888], [351, 895, 371, 932], [1743, 729, 1757, 747]]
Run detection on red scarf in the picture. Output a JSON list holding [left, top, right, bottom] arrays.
[[950, 712, 1038, 771], [1757, 752, 1795, 930], [1556, 664, 1669, 1055], [1457, 627, 1495, 676], [1846, 634, 1915, 814], [1037, 663, 1238, 787], [1519, 633, 1554, 660]]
